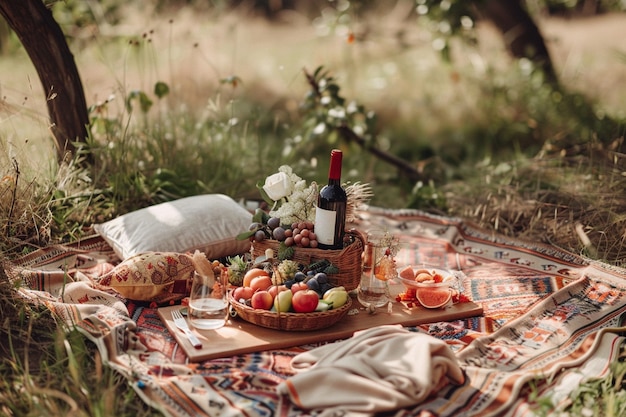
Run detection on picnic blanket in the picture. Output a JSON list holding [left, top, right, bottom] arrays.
[[5, 207, 626, 416]]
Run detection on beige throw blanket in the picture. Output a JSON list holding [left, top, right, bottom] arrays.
[[277, 324, 465, 415]]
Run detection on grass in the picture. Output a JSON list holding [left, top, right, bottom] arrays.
[[444, 138, 626, 263], [0, 269, 160, 416], [1, 2, 626, 415]]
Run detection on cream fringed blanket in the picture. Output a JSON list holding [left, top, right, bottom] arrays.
[[277, 325, 465, 415]]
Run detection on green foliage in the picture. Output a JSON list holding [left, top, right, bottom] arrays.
[[277, 242, 295, 261], [563, 345, 626, 416], [525, 345, 626, 417], [85, 83, 288, 220], [154, 81, 170, 99], [0, 275, 160, 416], [414, 0, 480, 61], [301, 66, 377, 147], [49, 0, 126, 33], [411, 0, 626, 63], [126, 89, 154, 113], [407, 180, 447, 211]]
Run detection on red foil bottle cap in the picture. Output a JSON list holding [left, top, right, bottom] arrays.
[[328, 149, 343, 180]]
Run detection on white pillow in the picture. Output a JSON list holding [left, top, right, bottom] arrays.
[[93, 194, 252, 260]]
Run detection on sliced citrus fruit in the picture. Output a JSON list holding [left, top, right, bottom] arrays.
[[398, 265, 415, 281], [416, 287, 452, 309]]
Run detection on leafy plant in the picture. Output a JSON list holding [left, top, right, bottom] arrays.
[[0, 269, 161, 416]]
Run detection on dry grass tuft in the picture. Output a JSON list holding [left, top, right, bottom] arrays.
[[0, 261, 160, 416], [445, 138, 626, 264]]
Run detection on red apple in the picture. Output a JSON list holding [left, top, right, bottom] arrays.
[[291, 282, 309, 294], [251, 290, 274, 310], [232, 286, 254, 302], [268, 284, 288, 299], [292, 290, 320, 313], [250, 275, 272, 292]]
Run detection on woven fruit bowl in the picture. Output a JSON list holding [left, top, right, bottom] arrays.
[[251, 230, 365, 291], [228, 292, 353, 331]]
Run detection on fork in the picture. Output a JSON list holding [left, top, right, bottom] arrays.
[[171, 309, 203, 349]]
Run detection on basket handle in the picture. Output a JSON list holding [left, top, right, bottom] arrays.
[[343, 228, 366, 253]]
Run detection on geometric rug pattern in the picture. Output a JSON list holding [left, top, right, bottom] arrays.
[[5, 207, 626, 417]]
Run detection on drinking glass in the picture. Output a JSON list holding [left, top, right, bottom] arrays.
[[357, 230, 398, 308], [188, 270, 228, 330]]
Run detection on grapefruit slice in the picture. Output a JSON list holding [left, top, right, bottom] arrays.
[[398, 265, 415, 281], [416, 287, 452, 309]]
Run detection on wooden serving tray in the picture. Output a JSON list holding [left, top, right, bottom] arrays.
[[158, 283, 482, 362]]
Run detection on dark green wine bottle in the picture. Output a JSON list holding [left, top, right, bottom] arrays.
[[315, 149, 347, 250]]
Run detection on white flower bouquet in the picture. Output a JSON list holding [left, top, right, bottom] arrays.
[[259, 165, 318, 225], [258, 165, 372, 226]]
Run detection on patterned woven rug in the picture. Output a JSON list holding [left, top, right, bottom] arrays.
[[5, 207, 626, 417]]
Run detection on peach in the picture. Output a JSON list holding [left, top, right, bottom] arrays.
[[268, 284, 288, 299], [243, 268, 270, 287], [250, 275, 272, 292], [232, 286, 254, 302], [290, 282, 309, 294], [251, 290, 273, 310]]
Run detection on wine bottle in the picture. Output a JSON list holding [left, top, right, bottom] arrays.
[[315, 149, 347, 250]]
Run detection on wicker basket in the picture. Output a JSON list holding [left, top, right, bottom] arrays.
[[228, 292, 353, 331], [251, 229, 365, 291]]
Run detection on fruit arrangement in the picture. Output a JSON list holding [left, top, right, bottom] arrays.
[[236, 209, 364, 292], [229, 265, 350, 314], [238, 209, 353, 256], [396, 266, 469, 308], [227, 258, 354, 331]]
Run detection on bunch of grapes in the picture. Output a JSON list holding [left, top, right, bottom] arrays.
[[248, 217, 319, 248], [285, 221, 318, 248], [247, 216, 279, 242]]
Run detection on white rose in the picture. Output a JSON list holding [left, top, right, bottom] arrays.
[[263, 172, 293, 201]]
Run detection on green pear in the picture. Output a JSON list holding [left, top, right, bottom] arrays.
[[323, 288, 349, 308], [274, 289, 293, 313], [315, 299, 332, 311]]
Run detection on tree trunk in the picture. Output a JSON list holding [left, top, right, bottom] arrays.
[[0, 0, 90, 163], [482, 0, 558, 85]]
